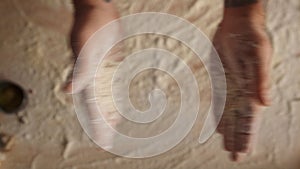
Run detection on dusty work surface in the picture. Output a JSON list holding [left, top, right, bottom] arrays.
[[0, 0, 300, 169]]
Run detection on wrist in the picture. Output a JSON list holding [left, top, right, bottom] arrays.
[[73, 0, 115, 11], [223, 1, 265, 23], [73, 0, 119, 18]]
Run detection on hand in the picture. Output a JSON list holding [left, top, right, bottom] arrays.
[[64, 2, 122, 149], [64, 2, 120, 93], [213, 7, 272, 161]]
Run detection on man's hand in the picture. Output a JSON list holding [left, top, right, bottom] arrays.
[[65, 1, 120, 93], [213, 2, 272, 161], [64, 1, 122, 149]]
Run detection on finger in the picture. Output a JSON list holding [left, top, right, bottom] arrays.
[[210, 43, 228, 135], [66, 56, 94, 94], [253, 42, 272, 106], [217, 116, 226, 135], [234, 99, 259, 153], [231, 152, 241, 162], [235, 132, 253, 153], [234, 111, 250, 153], [223, 110, 235, 152], [64, 57, 102, 95], [64, 47, 124, 94], [83, 87, 120, 150], [68, 26, 122, 94], [254, 62, 270, 106]]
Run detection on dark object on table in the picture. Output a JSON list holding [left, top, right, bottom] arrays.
[[0, 80, 27, 114]]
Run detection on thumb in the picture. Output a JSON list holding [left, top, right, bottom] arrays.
[[63, 61, 94, 94], [253, 51, 271, 106]]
